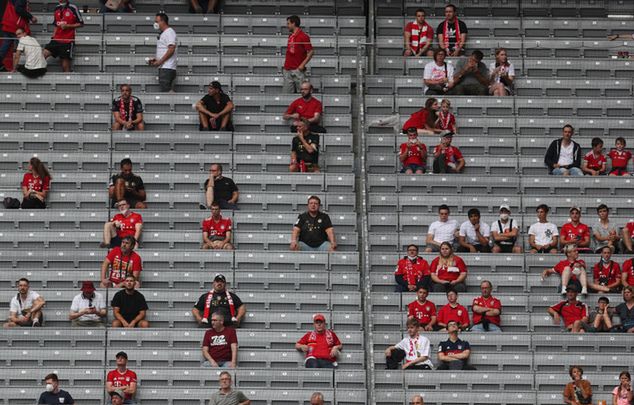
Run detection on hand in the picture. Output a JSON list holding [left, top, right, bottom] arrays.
[[541, 269, 550, 280], [423, 324, 433, 332], [100, 280, 112, 288], [407, 284, 416, 292], [125, 121, 134, 129], [290, 240, 299, 251], [229, 361, 236, 368], [126, 321, 136, 328], [192, 4, 203, 12], [208, 360, 219, 367], [121, 320, 130, 328], [608, 34, 618, 41], [553, 163, 560, 169], [404, 49, 413, 56], [552, 314, 560, 325], [329, 347, 339, 358], [59, 23, 69, 30], [474, 223, 480, 232], [299, 345, 309, 353], [114, 221, 122, 228], [402, 362, 411, 370], [31, 16, 37, 23], [328, 243, 337, 252], [468, 246, 477, 253], [199, 318, 208, 325], [384, 347, 392, 357], [298, 64, 306, 72], [148, 58, 157, 66]]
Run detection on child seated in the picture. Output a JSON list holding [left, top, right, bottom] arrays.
[[608, 137, 632, 176], [436, 99, 457, 133], [581, 137, 606, 176]]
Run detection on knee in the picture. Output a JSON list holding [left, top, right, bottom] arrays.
[[136, 122, 145, 131], [135, 202, 146, 209], [289, 164, 298, 172], [112, 320, 122, 328], [223, 243, 234, 250], [138, 320, 150, 328], [112, 122, 122, 130]]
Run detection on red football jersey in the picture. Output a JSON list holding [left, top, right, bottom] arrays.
[[622, 259, 634, 286], [107, 369, 137, 400], [626, 222, 634, 239], [431, 256, 467, 282], [21, 173, 50, 192], [592, 261, 621, 286], [402, 109, 430, 132], [52, 3, 83, 43], [437, 303, 470, 327], [433, 145, 463, 165], [111, 212, 143, 239], [553, 259, 586, 281], [472, 295, 502, 326], [407, 299, 437, 326], [202, 216, 232, 238], [284, 29, 312, 70], [583, 151, 606, 171], [550, 300, 588, 327], [399, 142, 427, 167], [106, 247, 143, 284], [560, 222, 590, 244], [286, 97, 323, 120], [608, 149, 632, 169]]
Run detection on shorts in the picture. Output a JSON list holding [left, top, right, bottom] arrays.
[[610, 168, 629, 176], [494, 243, 515, 253], [400, 164, 426, 173], [45, 40, 74, 60]]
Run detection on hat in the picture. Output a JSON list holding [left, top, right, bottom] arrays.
[[569, 206, 581, 213], [209, 81, 223, 91], [441, 130, 454, 138], [110, 389, 125, 399], [115, 351, 128, 359], [566, 284, 578, 293], [499, 204, 511, 212], [406, 126, 417, 134], [214, 273, 226, 283], [313, 313, 326, 322], [80, 281, 95, 293]]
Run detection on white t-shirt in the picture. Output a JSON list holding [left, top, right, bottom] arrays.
[[528, 221, 559, 246], [488, 62, 515, 84], [17, 36, 47, 70], [156, 27, 177, 70], [394, 334, 434, 367], [423, 61, 454, 94], [557, 142, 574, 166], [70, 292, 106, 322], [459, 220, 491, 245], [9, 290, 41, 317], [428, 219, 458, 244]]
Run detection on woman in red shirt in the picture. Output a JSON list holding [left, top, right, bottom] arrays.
[[402, 98, 442, 135], [21, 157, 51, 209], [430, 241, 467, 292]]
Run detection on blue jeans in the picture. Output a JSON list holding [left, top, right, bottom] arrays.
[[0, 32, 16, 61], [471, 323, 502, 333], [552, 167, 583, 176], [299, 241, 331, 251], [202, 360, 231, 367]]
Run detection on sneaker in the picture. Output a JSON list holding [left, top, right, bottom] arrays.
[[99, 242, 110, 249], [581, 288, 588, 297], [32, 319, 41, 327], [199, 203, 207, 210], [560, 286, 567, 295]]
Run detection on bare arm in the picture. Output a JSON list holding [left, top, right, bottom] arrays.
[[290, 226, 301, 250], [112, 307, 128, 326], [455, 158, 465, 172], [229, 190, 239, 204], [154, 44, 175, 66], [11, 49, 22, 72], [128, 309, 146, 327], [325, 227, 337, 251], [298, 50, 314, 71], [202, 346, 218, 366], [451, 272, 467, 285], [230, 342, 238, 367], [100, 259, 111, 287], [134, 222, 143, 242], [235, 304, 246, 325]]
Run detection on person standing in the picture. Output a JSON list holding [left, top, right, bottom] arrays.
[[283, 15, 313, 93], [42, 0, 83, 73], [11, 27, 47, 78], [149, 12, 177, 92], [0, 0, 38, 70]]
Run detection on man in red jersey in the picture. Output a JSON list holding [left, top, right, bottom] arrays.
[[202, 202, 233, 250], [560, 207, 591, 253], [296, 313, 342, 368], [622, 220, 634, 254], [42, 0, 83, 72], [283, 15, 313, 93], [101, 200, 143, 249], [470, 280, 502, 332], [622, 256, 634, 289], [106, 351, 138, 404], [432, 132, 465, 174], [403, 8, 433, 57], [101, 236, 142, 288], [547, 285, 589, 333], [283, 81, 325, 133], [436, 289, 469, 331], [399, 127, 427, 174], [395, 244, 430, 292], [407, 285, 437, 331]]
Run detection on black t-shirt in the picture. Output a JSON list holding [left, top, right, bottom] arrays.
[[111, 290, 149, 323], [111, 96, 144, 121], [194, 290, 243, 326], [201, 93, 232, 114], [615, 303, 634, 324], [38, 390, 74, 404], [436, 19, 468, 49], [203, 176, 239, 203], [291, 133, 320, 164], [110, 173, 145, 207], [294, 211, 333, 248]]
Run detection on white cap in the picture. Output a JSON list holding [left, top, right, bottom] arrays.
[[499, 204, 511, 212]]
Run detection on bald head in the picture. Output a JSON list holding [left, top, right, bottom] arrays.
[[310, 392, 325, 405]]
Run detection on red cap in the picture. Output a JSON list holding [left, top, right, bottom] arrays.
[[313, 313, 326, 322], [80, 281, 95, 293]]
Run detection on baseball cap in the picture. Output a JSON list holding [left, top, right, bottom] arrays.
[[499, 204, 511, 212], [569, 206, 581, 213], [406, 126, 417, 134], [214, 273, 226, 283], [110, 389, 125, 399], [441, 131, 454, 138], [115, 351, 128, 359], [313, 313, 326, 322], [209, 81, 223, 90], [80, 281, 95, 293]]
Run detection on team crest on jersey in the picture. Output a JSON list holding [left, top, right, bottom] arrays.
[[317, 219, 322, 223], [457, 345, 462, 350], [457, 310, 462, 316], [426, 306, 430, 311]]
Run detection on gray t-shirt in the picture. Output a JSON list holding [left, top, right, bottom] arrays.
[[453, 58, 489, 87], [591, 219, 618, 251], [210, 389, 249, 405]]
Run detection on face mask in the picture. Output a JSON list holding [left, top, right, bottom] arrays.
[[407, 255, 417, 261], [601, 257, 609, 264], [409, 138, 417, 144], [119, 207, 129, 216], [499, 213, 509, 221], [153, 22, 160, 30], [45, 384, 54, 392]]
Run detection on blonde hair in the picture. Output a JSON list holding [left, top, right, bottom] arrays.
[[441, 99, 451, 108]]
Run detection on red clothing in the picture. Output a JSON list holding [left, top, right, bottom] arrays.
[[106, 247, 143, 284], [592, 260, 621, 286], [395, 256, 430, 285], [583, 151, 606, 171], [626, 222, 634, 240], [111, 212, 143, 239], [21, 173, 50, 192], [284, 28, 312, 70], [549, 300, 588, 327], [297, 329, 341, 362], [399, 142, 427, 167], [437, 111, 456, 132], [623, 259, 634, 286], [202, 326, 237, 363], [202, 216, 232, 239], [407, 299, 437, 326], [608, 149, 632, 169], [404, 21, 433, 53], [437, 303, 470, 327], [52, 3, 83, 43], [402, 109, 430, 131], [286, 97, 323, 120], [560, 222, 590, 245], [107, 369, 137, 400], [433, 145, 463, 165], [431, 256, 467, 282], [472, 295, 502, 326], [553, 259, 586, 281]]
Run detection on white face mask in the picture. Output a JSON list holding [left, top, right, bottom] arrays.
[[153, 22, 160, 30], [119, 207, 129, 216], [45, 384, 54, 392], [499, 213, 509, 221], [409, 138, 417, 144], [407, 255, 418, 260]]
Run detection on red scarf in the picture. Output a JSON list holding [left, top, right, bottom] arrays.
[[119, 97, 134, 121], [309, 329, 335, 347], [409, 22, 428, 53], [408, 336, 419, 357], [443, 18, 461, 50], [438, 111, 453, 130], [202, 290, 235, 321]]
